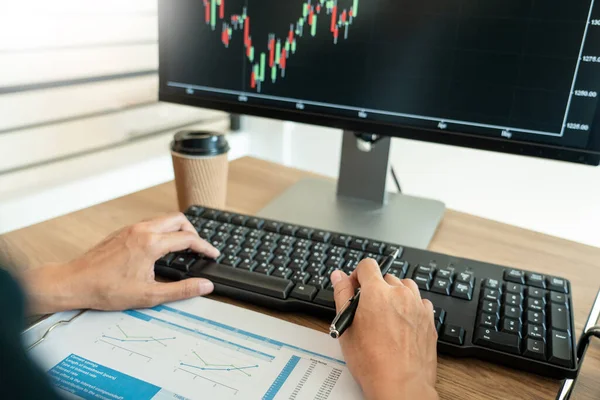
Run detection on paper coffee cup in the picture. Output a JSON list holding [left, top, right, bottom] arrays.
[[171, 131, 230, 212]]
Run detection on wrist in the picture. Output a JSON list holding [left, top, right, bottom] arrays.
[[363, 373, 438, 400], [19, 262, 91, 314]]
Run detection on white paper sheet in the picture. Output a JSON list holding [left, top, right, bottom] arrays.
[[28, 297, 363, 400]]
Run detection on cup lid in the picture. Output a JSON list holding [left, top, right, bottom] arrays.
[[171, 131, 230, 156]]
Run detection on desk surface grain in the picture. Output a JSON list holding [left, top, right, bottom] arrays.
[[1, 156, 599, 400]]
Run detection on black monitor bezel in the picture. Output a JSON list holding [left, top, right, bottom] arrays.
[[160, 88, 600, 166]]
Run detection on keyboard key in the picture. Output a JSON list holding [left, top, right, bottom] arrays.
[[451, 282, 473, 300], [433, 307, 446, 323], [413, 274, 431, 291], [501, 318, 521, 336], [291, 249, 310, 260], [525, 324, 545, 341], [526, 273, 546, 289], [390, 260, 409, 277], [503, 305, 521, 320], [272, 267, 293, 279], [431, 278, 451, 295], [474, 328, 520, 355], [504, 269, 525, 284], [254, 264, 274, 275], [295, 227, 313, 239], [527, 287, 546, 299], [279, 235, 295, 245], [550, 304, 570, 332], [227, 235, 245, 246], [306, 263, 326, 277], [349, 238, 368, 250], [332, 234, 351, 246], [264, 221, 281, 233], [222, 255, 241, 268], [547, 276, 568, 294], [198, 229, 214, 241], [483, 278, 501, 290], [258, 242, 277, 253], [231, 215, 248, 226], [272, 255, 291, 269], [346, 250, 363, 260], [216, 224, 233, 234], [290, 284, 318, 301], [441, 325, 465, 345], [291, 271, 311, 284], [313, 231, 331, 243], [435, 321, 442, 333], [366, 241, 385, 254], [255, 251, 273, 264], [481, 300, 499, 315], [308, 252, 327, 263], [231, 226, 250, 236], [261, 233, 280, 244], [189, 261, 293, 299], [505, 283, 523, 295], [294, 239, 313, 249], [550, 291, 568, 305], [504, 293, 523, 307], [243, 238, 261, 249], [384, 245, 403, 256], [280, 224, 297, 236], [524, 339, 546, 361], [288, 259, 307, 272], [248, 230, 264, 240], [525, 297, 545, 312], [456, 271, 474, 286], [415, 265, 435, 279], [238, 247, 257, 259], [217, 212, 234, 222], [172, 255, 196, 272], [481, 288, 501, 302], [526, 310, 545, 326], [478, 313, 498, 329], [238, 259, 257, 271], [437, 269, 453, 280], [185, 206, 204, 217], [314, 290, 335, 308], [549, 330, 573, 367], [308, 276, 329, 289], [157, 253, 176, 267], [312, 243, 329, 253], [202, 209, 220, 220], [327, 247, 346, 257], [274, 244, 293, 256], [326, 256, 343, 269], [246, 217, 264, 229]]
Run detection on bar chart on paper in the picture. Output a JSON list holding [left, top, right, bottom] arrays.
[[30, 298, 362, 400]]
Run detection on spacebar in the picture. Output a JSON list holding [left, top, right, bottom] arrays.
[[189, 261, 294, 299]]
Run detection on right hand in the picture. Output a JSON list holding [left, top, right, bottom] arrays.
[[330, 259, 439, 400]]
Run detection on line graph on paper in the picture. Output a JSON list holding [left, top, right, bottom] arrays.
[[174, 343, 271, 396], [201, 0, 360, 92]]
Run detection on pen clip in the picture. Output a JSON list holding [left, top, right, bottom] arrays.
[[329, 288, 361, 335]]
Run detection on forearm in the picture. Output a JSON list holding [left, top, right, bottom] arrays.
[[18, 263, 89, 315]]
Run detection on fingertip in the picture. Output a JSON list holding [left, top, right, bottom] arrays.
[[330, 269, 346, 287], [198, 279, 214, 295]]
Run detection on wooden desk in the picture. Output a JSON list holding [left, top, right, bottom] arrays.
[[1, 157, 599, 399]]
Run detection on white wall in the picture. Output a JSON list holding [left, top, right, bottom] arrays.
[[254, 119, 600, 248]]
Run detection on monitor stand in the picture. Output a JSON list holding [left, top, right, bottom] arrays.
[[256, 131, 445, 249]]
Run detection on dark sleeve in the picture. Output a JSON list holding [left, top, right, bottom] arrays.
[[0, 268, 63, 400]]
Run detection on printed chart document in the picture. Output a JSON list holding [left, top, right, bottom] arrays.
[[28, 297, 363, 400]]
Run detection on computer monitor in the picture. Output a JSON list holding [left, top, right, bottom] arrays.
[[158, 0, 600, 248]]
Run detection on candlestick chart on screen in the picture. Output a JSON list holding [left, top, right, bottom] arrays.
[[201, 0, 360, 92]]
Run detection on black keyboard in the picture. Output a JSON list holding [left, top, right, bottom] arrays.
[[154, 206, 578, 379]]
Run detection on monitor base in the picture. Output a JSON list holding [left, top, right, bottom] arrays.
[[257, 178, 445, 250]]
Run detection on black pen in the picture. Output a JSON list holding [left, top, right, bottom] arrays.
[[329, 248, 400, 339]]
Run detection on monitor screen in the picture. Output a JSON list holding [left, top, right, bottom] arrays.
[[159, 0, 600, 165]]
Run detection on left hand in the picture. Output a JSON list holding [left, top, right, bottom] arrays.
[[19, 213, 220, 314]]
